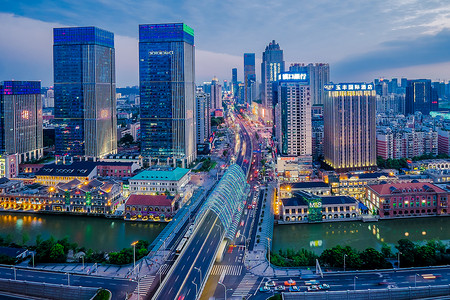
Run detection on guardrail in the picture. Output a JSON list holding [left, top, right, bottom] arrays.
[[282, 284, 450, 300]]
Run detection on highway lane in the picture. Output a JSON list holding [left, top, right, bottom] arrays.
[[154, 210, 223, 300], [0, 266, 136, 300]]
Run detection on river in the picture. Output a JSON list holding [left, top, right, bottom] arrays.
[[273, 217, 450, 254], [0, 212, 166, 252]]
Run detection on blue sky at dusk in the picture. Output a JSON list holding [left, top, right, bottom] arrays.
[[1, 0, 450, 86]]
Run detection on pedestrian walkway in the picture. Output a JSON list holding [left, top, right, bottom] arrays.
[[157, 264, 171, 276], [211, 264, 242, 276], [133, 275, 155, 297], [231, 274, 258, 297]]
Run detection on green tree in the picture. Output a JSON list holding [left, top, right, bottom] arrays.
[[396, 239, 415, 267], [381, 243, 393, 258], [360, 248, 390, 269], [119, 134, 134, 146], [49, 243, 66, 263], [22, 233, 30, 246]]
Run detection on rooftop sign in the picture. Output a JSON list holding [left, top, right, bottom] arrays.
[[324, 83, 374, 91]]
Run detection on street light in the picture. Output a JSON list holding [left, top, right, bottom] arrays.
[[343, 254, 348, 272], [415, 273, 419, 288], [31, 252, 35, 268], [397, 251, 402, 269], [65, 272, 70, 286], [215, 223, 222, 237], [131, 241, 138, 278], [194, 266, 202, 284], [267, 237, 272, 266], [218, 281, 231, 300], [12, 266, 16, 280], [81, 255, 84, 271], [354, 276, 358, 291], [192, 280, 198, 297]]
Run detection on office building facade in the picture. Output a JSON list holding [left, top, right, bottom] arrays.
[[405, 79, 437, 115], [231, 68, 238, 99], [274, 72, 312, 157], [289, 63, 330, 105], [324, 83, 376, 172], [139, 23, 196, 166], [244, 53, 256, 105], [53, 26, 117, 158], [0, 81, 43, 163], [195, 87, 211, 144], [210, 76, 222, 112], [261, 40, 284, 109]]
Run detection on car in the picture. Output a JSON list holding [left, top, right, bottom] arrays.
[[289, 286, 300, 292], [259, 286, 270, 293], [305, 280, 320, 285], [240, 220, 245, 226], [307, 285, 320, 292], [284, 279, 296, 286], [421, 274, 439, 279], [319, 284, 330, 290], [378, 280, 391, 285], [265, 280, 276, 287], [275, 286, 285, 291], [248, 205, 252, 209]]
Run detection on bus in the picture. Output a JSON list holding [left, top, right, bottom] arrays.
[[184, 224, 195, 239], [175, 238, 188, 255]]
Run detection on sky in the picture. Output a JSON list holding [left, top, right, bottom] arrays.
[[1, 0, 450, 87]]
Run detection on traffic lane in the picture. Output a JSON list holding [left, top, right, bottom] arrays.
[[0, 267, 135, 300], [177, 216, 223, 299], [155, 212, 217, 299]]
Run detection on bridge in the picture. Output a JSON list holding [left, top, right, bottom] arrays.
[[152, 116, 253, 300]]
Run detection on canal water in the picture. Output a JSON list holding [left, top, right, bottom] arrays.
[[273, 217, 450, 254], [0, 212, 166, 252]]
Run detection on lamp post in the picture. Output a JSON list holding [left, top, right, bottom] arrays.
[[66, 272, 70, 286], [398, 251, 402, 269], [218, 281, 227, 300], [31, 252, 35, 268], [354, 276, 358, 291], [81, 255, 84, 271], [215, 223, 222, 237], [12, 266, 16, 280], [343, 254, 347, 272], [131, 241, 138, 278], [194, 267, 202, 284], [267, 237, 271, 266], [415, 273, 419, 288], [192, 280, 198, 297]]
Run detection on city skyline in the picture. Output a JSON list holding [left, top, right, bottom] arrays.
[[2, 1, 450, 86]]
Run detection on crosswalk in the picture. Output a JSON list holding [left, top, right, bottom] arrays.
[[232, 274, 258, 297], [211, 264, 243, 276], [133, 275, 155, 297]]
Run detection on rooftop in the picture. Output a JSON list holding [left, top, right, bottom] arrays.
[[368, 182, 446, 195], [35, 162, 97, 177], [131, 167, 190, 182], [321, 196, 357, 205], [281, 181, 329, 189]]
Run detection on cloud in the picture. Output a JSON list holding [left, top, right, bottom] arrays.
[[333, 29, 450, 82]]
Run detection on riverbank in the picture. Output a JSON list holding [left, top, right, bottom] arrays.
[[273, 215, 450, 254]]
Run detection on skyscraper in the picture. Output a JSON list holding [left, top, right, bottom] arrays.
[[244, 53, 256, 105], [324, 83, 376, 172], [210, 76, 222, 112], [0, 81, 43, 163], [405, 79, 436, 115], [231, 68, 238, 99], [289, 63, 330, 105], [261, 40, 284, 109], [274, 72, 311, 157], [139, 23, 196, 166], [195, 87, 211, 144], [53, 26, 117, 158]]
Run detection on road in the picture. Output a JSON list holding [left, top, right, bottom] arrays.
[[0, 266, 136, 300]]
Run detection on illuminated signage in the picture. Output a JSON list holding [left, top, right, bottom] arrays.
[[278, 73, 308, 81], [149, 51, 174, 55], [324, 83, 374, 91]]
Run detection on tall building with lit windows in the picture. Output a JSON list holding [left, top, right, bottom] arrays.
[[53, 26, 117, 158], [261, 40, 284, 109], [139, 23, 196, 166], [0, 81, 43, 163], [244, 53, 256, 105], [289, 63, 329, 105], [324, 83, 376, 172]]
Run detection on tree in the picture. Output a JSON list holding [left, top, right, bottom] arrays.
[[119, 134, 134, 146], [396, 239, 415, 267], [360, 248, 390, 269], [49, 243, 66, 263], [381, 243, 393, 258]]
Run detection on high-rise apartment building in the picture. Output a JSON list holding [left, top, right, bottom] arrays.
[[195, 87, 211, 144], [210, 76, 222, 112], [53, 26, 117, 158], [0, 81, 43, 163], [405, 79, 437, 115], [244, 53, 256, 105], [261, 40, 284, 109], [274, 72, 311, 157], [231, 68, 238, 99], [139, 23, 196, 166], [324, 83, 376, 172], [289, 63, 330, 105]]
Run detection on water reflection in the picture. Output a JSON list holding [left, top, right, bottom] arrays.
[[273, 217, 450, 254], [0, 212, 165, 251]]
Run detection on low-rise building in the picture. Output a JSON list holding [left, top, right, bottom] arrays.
[[35, 162, 97, 186], [279, 181, 330, 197], [0, 154, 19, 178], [279, 191, 360, 223], [96, 161, 139, 179], [365, 182, 448, 218], [124, 194, 177, 221], [129, 167, 190, 196], [276, 156, 313, 182]]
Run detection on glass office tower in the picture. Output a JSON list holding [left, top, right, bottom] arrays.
[[0, 81, 43, 163], [53, 26, 117, 158], [139, 23, 196, 166], [244, 53, 256, 105]]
